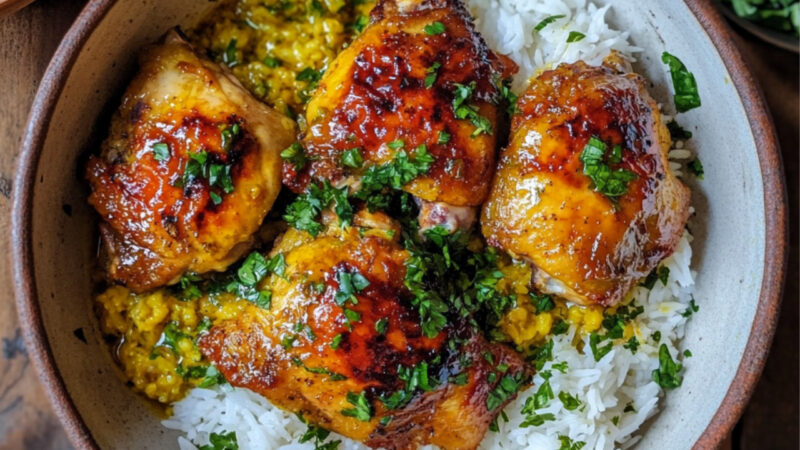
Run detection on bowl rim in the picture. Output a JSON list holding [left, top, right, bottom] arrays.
[[10, 0, 788, 449]]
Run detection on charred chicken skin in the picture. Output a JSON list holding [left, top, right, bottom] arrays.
[[481, 60, 690, 306], [199, 211, 528, 449], [87, 31, 296, 292], [282, 0, 516, 232]]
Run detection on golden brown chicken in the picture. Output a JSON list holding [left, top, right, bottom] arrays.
[[86, 30, 295, 292], [199, 211, 528, 449], [282, 0, 516, 232], [481, 60, 690, 307]]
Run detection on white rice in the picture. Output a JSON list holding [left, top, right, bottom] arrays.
[[164, 1, 697, 449]]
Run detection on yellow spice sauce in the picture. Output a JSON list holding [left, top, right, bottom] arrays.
[[190, 0, 375, 115]]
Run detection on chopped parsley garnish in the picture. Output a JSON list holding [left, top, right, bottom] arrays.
[[388, 139, 405, 150], [263, 55, 281, 68], [298, 414, 341, 450], [152, 321, 189, 357], [152, 142, 170, 162], [684, 349, 693, 357], [281, 142, 309, 170], [452, 82, 493, 137], [579, 136, 637, 199], [424, 62, 441, 89], [624, 336, 640, 354], [297, 67, 323, 84], [497, 77, 519, 115], [530, 292, 555, 313], [558, 435, 586, 450], [174, 272, 203, 300], [343, 308, 361, 325], [291, 358, 347, 381], [223, 39, 238, 67], [624, 402, 637, 413], [334, 267, 370, 305], [487, 373, 526, 411], [558, 391, 582, 411], [330, 333, 343, 350], [662, 52, 701, 112], [652, 344, 683, 389], [353, 144, 434, 211], [375, 318, 389, 335], [682, 298, 700, 318], [688, 158, 705, 179], [220, 123, 241, 151], [437, 130, 451, 144], [651, 331, 662, 343], [520, 412, 555, 427], [551, 361, 569, 373], [424, 21, 446, 35], [534, 14, 565, 31], [284, 180, 353, 236], [551, 320, 569, 335], [341, 147, 363, 168], [566, 31, 586, 42], [589, 332, 613, 362], [199, 431, 238, 450], [381, 361, 440, 409], [224, 251, 283, 309], [341, 391, 373, 421], [352, 14, 369, 33], [667, 120, 693, 140], [641, 265, 670, 289]]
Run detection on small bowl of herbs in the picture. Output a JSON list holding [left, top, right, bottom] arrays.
[[717, 0, 799, 52]]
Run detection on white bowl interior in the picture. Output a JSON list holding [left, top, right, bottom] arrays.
[[29, 0, 765, 448]]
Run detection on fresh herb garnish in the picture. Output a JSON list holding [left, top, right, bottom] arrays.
[[264, 55, 281, 68], [566, 31, 586, 42], [530, 292, 555, 313], [152, 142, 170, 162], [487, 373, 526, 411], [641, 265, 670, 289], [375, 318, 388, 335], [652, 344, 683, 389], [624, 336, 640, 354], [291, 358, 347, 381], [662, 52, 701, 112], [341, 147, 363, 169], [199, 431, 238, 450], [298, 414, 341, 450], [330, 333, 343, 350], [589, 332, 613, 362], [667, 120, 693, 140], [380, 361, 440, 409], [682, 299, 700, 318], [424, 62, 441, 89], [352, 144, 434, 211], [558, 391, 582, 410], [341, 391, 373, 421], [688, 158, 705, 179], [534, 14, 565, 31], [437, 130, 451, 144], [452, 82, 493, 137], [223, 39, 238, 67], [284, 180, 353, 236], [334, 267, 370, 305], [424, 21, 446, 35], [651, 331, 662, 343], [579, 136, 637, 199], [281, 142, 309, 170], [352, 14, 369, 33], [558, 435, 586, 450]]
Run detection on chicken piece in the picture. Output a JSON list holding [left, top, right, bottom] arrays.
[[86, 30, 296, 292], [199, 211, 528, 449], [481, 60, 690, 306], [282, 0, 516, 232]]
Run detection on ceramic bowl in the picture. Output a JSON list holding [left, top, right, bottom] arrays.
[[11, 0, 787, 449]]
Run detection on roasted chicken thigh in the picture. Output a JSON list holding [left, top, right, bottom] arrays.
[[199, 211, 528, 449], [282, 0, 516, 232], [87, 31, 295, 292], [481, 60, 690, 306]]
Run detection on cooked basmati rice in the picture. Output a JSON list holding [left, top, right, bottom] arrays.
[[164, 1, 697, 449]]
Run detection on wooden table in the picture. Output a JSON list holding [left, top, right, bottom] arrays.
[[0, 1, 796, 449]]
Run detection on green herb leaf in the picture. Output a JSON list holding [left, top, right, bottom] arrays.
[[667, 120, 693, 140], [334, 267, 370, 305], [152, 142, 170, 162], [579, 136, 637, 199], [424, 62, 441, 89], [452, 82, 493, 137], [223, 39, 238, 67], [264, 55, 281, 68], [424, 21, 446, 35], [341, 147, 363, 168], [199, 431, 238, 450], [558, 391, 582, 410], [530, 292, 555, 313], [589, 332, 613, 362], [624, 336, 640, 354], [534, 14, 565, 31], [652, 344, 683, 389], [341, 391, 373, 421], [662, 52, 701, 112], [330, 333, 343, 349], [353, 14, 369, 33], [375, 318, 388, 335], [688, 158, 704, 180], [558, 435, 586, 450], [437, 130, 451, 144], [281, 142, 309, 170], [567, 31, 586, 42]]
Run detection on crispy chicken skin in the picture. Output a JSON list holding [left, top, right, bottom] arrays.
[[86, 31, 295, 292], [282, 0, 516, 231], [481, 61, 690, 306], [199, 211, 527, 449]]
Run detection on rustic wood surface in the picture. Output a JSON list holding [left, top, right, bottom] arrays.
[[0, 1, 795, 449]]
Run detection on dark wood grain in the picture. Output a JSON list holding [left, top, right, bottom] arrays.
[[0, 2, 795, 449]]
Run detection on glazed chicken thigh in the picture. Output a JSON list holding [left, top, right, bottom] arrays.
[[282, 0, 516, 232], [481, 60, 690, 306], [87, 31, 295, 292], [199, 211, 528, 449]]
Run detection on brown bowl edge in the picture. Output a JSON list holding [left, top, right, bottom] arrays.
[[10, 0, 788, 449]]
